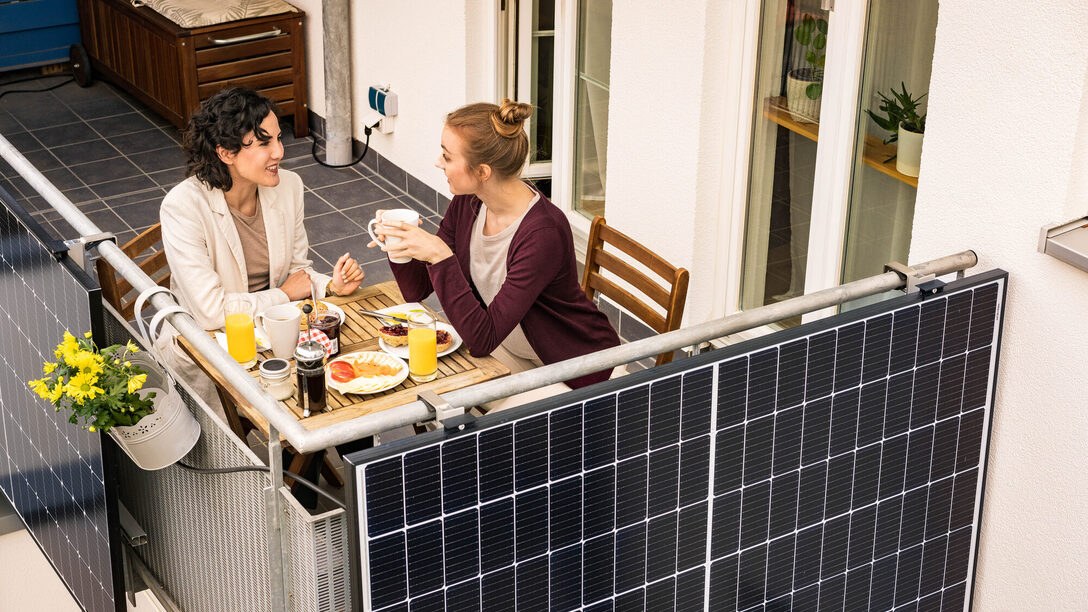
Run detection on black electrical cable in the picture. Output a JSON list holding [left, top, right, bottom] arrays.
[[0, 74, 75, 102], [310, 125, 372, 168], [176, 460, 347, 510]]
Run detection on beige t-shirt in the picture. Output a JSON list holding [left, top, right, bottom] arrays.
[[229, 199, 270, 292], [469, 193, 542, 364]]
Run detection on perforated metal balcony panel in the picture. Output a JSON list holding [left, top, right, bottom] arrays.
[[345, 269, 1007, 612], [0, 187, 122, 611]]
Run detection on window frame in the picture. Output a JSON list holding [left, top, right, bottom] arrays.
[[717, 0, 873, 327]]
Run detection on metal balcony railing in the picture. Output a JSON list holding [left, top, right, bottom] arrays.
[[1, 131, 978, 611]]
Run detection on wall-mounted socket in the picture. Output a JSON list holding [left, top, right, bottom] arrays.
[[368, 85, 397, 134]]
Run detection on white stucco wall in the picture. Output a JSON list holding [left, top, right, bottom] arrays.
[[605, 0, 733, 325], [910, 2, 1088, 608], [290, 0, 492, 195]]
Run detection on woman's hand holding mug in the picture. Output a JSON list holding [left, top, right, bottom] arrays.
[[367, 209, 419, 264], [367, 209, 452, 264]]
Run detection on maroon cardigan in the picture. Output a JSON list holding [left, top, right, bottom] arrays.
[[389, 192, 620, 388]]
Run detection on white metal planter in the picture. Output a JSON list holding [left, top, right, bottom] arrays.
[[109, 353, 200, 470]]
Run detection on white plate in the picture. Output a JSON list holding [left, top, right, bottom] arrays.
[[215, 329, 270, 353], [326, 351, 409, 395], [373, 303, 462, 358]]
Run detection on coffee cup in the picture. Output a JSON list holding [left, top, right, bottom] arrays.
[[257, 303, 302, 359], [367, 208, 420, 264]]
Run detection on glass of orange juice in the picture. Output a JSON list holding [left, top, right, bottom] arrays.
[[224, 297, 257, 367], [407, 313, 438, 382]]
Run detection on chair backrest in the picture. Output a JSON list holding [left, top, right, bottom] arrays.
[[95, 223, 171, 321], [581, 216, 689, 366]]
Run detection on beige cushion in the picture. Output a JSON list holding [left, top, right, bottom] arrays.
[[134, 0, 297, 29]]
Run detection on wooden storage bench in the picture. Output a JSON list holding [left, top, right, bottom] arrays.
[[75, 0, 309, 137]]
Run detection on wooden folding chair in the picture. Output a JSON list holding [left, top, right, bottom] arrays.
[[581, 216, 690, 366], [95, 223, 170, 321]]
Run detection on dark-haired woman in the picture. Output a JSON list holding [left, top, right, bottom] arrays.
[[158, 88, 363, 411], [370, 100, 619, 403]]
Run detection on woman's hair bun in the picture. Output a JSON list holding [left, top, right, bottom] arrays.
[[491, 99, 533, 138]]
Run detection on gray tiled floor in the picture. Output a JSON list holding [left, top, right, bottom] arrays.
[[0, 70, 650, 367], [0, 72, 438, 283]]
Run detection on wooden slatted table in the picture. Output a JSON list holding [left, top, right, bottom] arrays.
[[178, 281, 510, 441]]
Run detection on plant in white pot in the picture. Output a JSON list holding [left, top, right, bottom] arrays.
[[865, 82, 927, 178], [786, 13, 828, 123], [28, 331, 199, 470]]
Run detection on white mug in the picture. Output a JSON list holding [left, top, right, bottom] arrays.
[[367, 208, 420, 264], [257, 303, 302, 359]]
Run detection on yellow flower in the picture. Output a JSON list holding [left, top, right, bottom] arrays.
[[84, 331, 93, 339], [28, 379, 49, 399], [48, 384, 64, 403], [70, 351, 103, 375], [42, 362, 57, 374], [66, 372, 104, 403], [88, 425, 96, 432], [123, 361, 131, 368], [127, 373, 147, 394], [58, 331, 78, 354], [125, 341, 139, 353], [60, 343, 82, 366]]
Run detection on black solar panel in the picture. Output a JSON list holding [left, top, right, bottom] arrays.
[[0, 190, 121, 611], [346, 269, 1006, 612]]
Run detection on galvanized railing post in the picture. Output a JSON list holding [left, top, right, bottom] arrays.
[[266, 424, 288, 611]]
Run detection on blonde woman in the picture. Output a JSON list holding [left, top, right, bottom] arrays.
[[371, 100, 619, 397]]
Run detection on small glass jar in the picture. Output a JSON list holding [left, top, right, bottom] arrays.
[[259, 358, 295, 401]]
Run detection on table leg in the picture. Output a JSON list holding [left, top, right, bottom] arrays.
[[289, 450, 326, 509]]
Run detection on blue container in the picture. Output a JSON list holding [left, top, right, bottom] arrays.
[[0, 0, 81, 71]]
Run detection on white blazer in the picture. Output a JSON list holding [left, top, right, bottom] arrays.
[[156, 169, 331, 410]]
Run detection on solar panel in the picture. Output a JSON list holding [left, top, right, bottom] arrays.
[[0, 189, 122, 611], [346, 269, 1006, 612]]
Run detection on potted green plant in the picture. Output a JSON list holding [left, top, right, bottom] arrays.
[[786, 13, 828, 123], [865, 82, 927, 177], [28, 331, 199, 470]]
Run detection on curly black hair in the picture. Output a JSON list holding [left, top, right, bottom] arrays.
[[182, 88, 279, 191]]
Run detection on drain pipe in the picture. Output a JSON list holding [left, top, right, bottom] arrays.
[[321, 0, 354, 165]]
